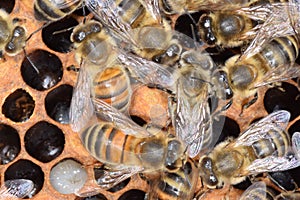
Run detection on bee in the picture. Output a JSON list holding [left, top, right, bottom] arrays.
[[218, 35, 300, 112], [199, 110, 300, 189], [0, 9, 26, 58], [76, 99, 187, 189], [0, 179, 34, 199], [234, 1, 300, 59], [168, 49, 226, 158]]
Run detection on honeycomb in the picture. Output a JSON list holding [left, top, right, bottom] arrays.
[[0, 0, 299, 200]]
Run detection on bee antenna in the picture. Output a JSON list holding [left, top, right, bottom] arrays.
[[26, 21, 52, 42], [23, 48, 40, 74]]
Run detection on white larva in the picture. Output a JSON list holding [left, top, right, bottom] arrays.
[[49, 159, 88, 194]]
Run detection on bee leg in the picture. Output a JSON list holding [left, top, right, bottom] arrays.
[[167, 95, 176, 128], [240, 93, 258, 116]]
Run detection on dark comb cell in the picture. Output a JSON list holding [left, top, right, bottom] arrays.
[[213, 115, 240, 146], [75, 193, 108, 200], [0, 124, 20, 164], [42, 17, 78, 53], [24, 121, 65, 163], [2, 89, 35, 122], [118, 189, 146, 200], [45, 84, 73, 124], [21, 49, 63, 91], [4, 159, 44, 198], [0, 0, 15, 13], [264, 82, 300, 121], [174, 12, 202, 42]]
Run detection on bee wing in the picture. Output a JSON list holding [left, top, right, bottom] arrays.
[[140, 0, 161, 23], [246, 152, 300, 174], [0, 179, 34, 199], [93, 165, 144, 190], [85, 0, 135, 44], [69, 64, 95, 132], [240, 181, 266, 200], [92, 98, 153, 137], [253, 63, 300, 88], [292, 132, 300, 159], [234, 110, 290, 147], [238, 2, 297, 60], [117, 52, 177, 91], [174, 80, 212, 158]]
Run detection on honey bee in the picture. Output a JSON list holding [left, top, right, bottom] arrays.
[[0, 9, 26, 58], [168, 49, 226, 158], [234, 1, 300, 59], [77, 99, 187, 189], [0, 179, 34, 199], [218, 35, 300, 112], [199, 110, 300, 189]]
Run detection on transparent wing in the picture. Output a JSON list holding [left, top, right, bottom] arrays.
[[69, 64, 95, 132], [93, 165, 144, 190], [292, 132, 300, 159], [139, 0, 161, 23], [0, 179, 34, 199], [238, 2, 298, 60], [253, 63, 300, 88], [240, 181, 266, 200], [174, 80, 212, 158], [246, 152, 300, 174], [92, 98, 153, 137], [234, 110, 290, 147], [117, 52, 177, 91], [85, 0, 136, 44], [51, 0, 81, 9]]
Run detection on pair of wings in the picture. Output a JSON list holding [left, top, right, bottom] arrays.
[[233, 110, 300, 174], [0, 179, 34, 199]]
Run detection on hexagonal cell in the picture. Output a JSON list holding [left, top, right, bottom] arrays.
[[264, 82, 300, 121], [24, 121, 65, 163], [50, 158, 88, 195], [4, 159, 44, 198], [21, 49, 63, 91], [45, 84, 73, 124], [0, 124, 20, 164], [94, 166, 130, 193], [42, 17, 78, 53], [2, 88, 35, 123], [118, 189, 146, 200], [75, 193, 108, 200], [0, 0, 15, 13], [213, 115, 240, 146]]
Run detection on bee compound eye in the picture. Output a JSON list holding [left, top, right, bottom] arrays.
[[13, 26, 25, 37]]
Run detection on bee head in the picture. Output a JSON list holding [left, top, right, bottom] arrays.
[[199, 156, 219, 188], [165, 138, 186, 170]]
